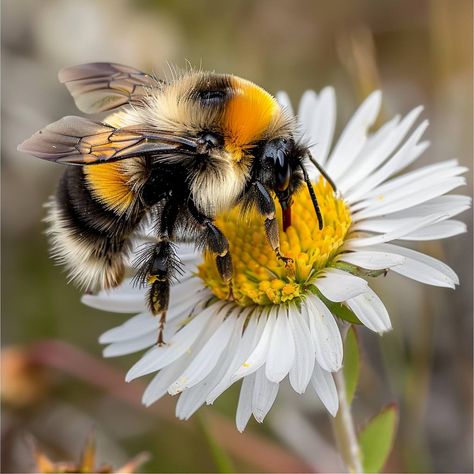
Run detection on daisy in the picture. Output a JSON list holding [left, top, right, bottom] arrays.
[[83, 88, 469, 431]]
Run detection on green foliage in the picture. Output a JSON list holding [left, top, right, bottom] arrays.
[[359, 404, 399, 473], [329, 300, 362, 325], [343, 326, 360, 404], [310, 287, 362, 324], [197, 413, 236, 473]]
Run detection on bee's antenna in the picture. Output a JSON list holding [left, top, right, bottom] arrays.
[[299, 163, 323, 230], [306, 151, 337, 193]]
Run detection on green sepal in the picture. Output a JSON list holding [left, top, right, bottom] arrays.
[[328, 300, 362, 325], [359, 403, 399, 473], [333, 261, 388, 278], [308, 286, 362, 324], [343, 326, 360, 405]]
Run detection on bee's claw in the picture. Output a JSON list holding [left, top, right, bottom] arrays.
[[156, 311, 167, 346], [227, 280, 235, 301], [276, 252, 293, 268], [157, 335, 166, 346]]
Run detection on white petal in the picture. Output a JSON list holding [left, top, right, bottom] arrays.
[[175, 312, 247, 419], [99, 313, 158, 344], [376, 194, 471, 220], [311, 363, 339, 416], [339, 106, 424, 192], [175, 243, 200, 262], [82, 279, 145, 313], [236, 373, 255, 432], [169, 277, 205, 307], [265, 308, 295, 383], [352, 216, 423, 233], [315, 268, 368, 302], [142, 357, 189, 406], [168, 313, 236, 395], [351, 165, 466, 218], [288, 308, 315, 393], [369, 243, 459, 288], [141, 308, 229, 407], [326, 91, 382, 180], [337, 114, 400, 190], [345, 120, 429, 202], [232, 310, 277, 382], [345, 213, 448, 248], [359, 159, 463, 203], [276, 91, 294, 116], [103, 331, 156, 357], [297, 90, 318, 140], [125, 303, 217, 381], [337, 251, 405, 270], [401, 219, 467, 240], [304, 87, 336, 169], [90, 275, 201, 320], [346, 288, 392, 333], [206, 312, 262, 404], [175, 384, 208, 420], [98, 298, 194, 344], [305, 296, 343, 371], [252, 367, 279, 423]]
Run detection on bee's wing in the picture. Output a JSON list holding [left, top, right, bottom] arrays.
[[58, 62, 161, 114], [17, 116, 198, 165]]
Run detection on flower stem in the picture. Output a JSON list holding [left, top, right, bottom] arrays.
[[332, 329, 363, 473], [197, 412, 236, 473]]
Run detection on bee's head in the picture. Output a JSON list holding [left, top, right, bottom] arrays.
[[262, 137, 305, 231]]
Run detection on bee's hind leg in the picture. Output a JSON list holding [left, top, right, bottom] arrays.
[[135, 202, 181, 345], [134, 240, 176, 345], [146, 242, 173, 345], [188, 199, 234, 300]]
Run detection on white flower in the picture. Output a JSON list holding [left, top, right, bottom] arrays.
[[83, 89, 469, 431]]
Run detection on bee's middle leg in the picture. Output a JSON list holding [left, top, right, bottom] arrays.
[[188, 199, 234, 299], [250, 181, 293, 266]]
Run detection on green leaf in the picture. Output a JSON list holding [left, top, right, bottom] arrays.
[[359, 404, 399, 473], [309, 286, 362, 324], [343, 326, 360, 404]]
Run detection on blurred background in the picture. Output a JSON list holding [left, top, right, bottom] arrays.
[[1, 0, 472, 472]]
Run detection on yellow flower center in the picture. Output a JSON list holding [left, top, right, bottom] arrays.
[[198, 178, 352, 306]]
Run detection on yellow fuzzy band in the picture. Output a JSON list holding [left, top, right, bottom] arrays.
[[84, 162, 134, 214], [224, 77, 279, 161]]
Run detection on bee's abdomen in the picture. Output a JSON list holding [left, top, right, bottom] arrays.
[[45, 166, 145, 291]]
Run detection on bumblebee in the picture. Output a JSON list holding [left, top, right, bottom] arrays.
[[18, 62, 336, 344]]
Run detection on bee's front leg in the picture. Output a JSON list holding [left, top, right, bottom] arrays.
[[188, 199, 234, 299], [249, 181, 293, 267]]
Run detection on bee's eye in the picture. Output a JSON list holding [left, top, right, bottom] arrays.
[[197, 89, 228, 105], [274, 150, 291, 191], [198, 132, 223, 148], [263, 138, 293, 192]]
